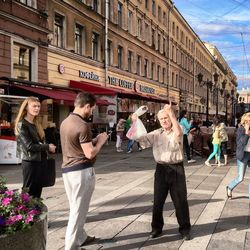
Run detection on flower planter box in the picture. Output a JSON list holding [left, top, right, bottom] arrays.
[[0, 206, 48, 250]]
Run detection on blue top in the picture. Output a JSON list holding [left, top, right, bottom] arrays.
[[179, 117, 191, 135]]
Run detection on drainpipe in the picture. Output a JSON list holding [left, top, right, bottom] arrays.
[[167, 2, 174, 101], [104, 0, 109, 87]]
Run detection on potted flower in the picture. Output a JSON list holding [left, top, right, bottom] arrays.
[[0, 176, 48, 250]]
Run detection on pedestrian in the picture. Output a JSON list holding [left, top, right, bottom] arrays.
[[60, 92, 108, 250], [217, 122, 228, 165], [179, 110, 196, 163], [226, 112, 250, 199], [116, 118, 125, 152], [205, 117, 221, 166], [137, 102, 191, 241], [15, 96, 56, 198], [125, 114, 142, 153]]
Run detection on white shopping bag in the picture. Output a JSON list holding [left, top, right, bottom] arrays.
[[134, 105, 148, 117], [126, 118, 147, 140]]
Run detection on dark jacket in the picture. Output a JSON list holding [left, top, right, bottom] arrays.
[[236, 125, 250, 161], [16, 119, 49, 161]]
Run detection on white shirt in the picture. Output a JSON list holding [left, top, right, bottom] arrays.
[[244, 137, 250, 152]]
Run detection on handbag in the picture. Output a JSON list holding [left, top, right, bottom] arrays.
[[42, 157, 56, 187]]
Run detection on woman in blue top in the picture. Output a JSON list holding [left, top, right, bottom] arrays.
[[179, 110, 196, 163]]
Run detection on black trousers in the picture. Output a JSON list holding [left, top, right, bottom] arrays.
[[22, 160, 43, 198], [183, 134, 191, 160], [151, 163, 191, 235]]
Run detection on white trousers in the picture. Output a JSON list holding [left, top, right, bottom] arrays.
[[116, 135, 122, 148], [63, 167, 95, 250]]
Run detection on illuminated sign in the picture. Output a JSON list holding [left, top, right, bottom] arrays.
[[79, 71, 100, 81], [108, 76, 133, 89]]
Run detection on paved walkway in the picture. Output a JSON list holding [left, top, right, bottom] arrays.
[[1, 142, 249, 250]]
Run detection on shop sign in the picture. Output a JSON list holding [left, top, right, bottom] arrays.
[[79, 70, 100, 81], [58, 64, 65, 74], [108, 76, 133, 89], [135, 81, 155, 94]]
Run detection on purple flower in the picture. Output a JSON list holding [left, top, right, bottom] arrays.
[[25, 215, 33, 223], [20, 193, 30, 202], [28, 209, 40, 216], [2, 197, 12, 206], [5, 190, 14, 196], [0, 216, 5, 226], [6, 215, 23, 225]]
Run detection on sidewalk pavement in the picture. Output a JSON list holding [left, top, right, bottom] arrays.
[[1, 141, 249, 250]]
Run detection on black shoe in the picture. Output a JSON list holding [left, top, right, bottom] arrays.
[[80, 236, 95, 246], [149, 230, 162, 238], [181, 233, 191, 241]]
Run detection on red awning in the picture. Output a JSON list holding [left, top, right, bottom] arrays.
[[15, 85, 114, 106], [70, 80, 117, 96], [16, 85, 76, 102]]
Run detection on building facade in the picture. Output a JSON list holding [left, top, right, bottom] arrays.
[[0, 0, 238, 128]]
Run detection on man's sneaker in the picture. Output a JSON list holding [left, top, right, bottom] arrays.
[[127, 149, 132, 153], [117, 149, 123, 152], [187, 159, 196, 164], [181, 233, 191, 241], [138, 147, 142, 151], [205, 160, 211, 166]]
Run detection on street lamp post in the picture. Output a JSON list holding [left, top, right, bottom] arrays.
[[197, 73, 213, 126], [231, 89, 235, 126], [213, 72, 219, 116], [220, 80, 229, 125]]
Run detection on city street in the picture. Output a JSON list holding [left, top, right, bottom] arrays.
[[1, 142, 249, 250]]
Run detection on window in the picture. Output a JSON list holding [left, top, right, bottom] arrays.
[[152, 0, 156, 16], [118, 2, 123, 27], [151, 62, 154, 79], [172, 22, 175, 36], [137, 18, 142, 38], [136, 55, 141, 75], [13, 43, 32, 81], [75, 24, 84, 54], [54, 14, 64, 48], [176, 74, 178, 88], [158, 34, 161, 51], [92, 32, 99, 60], [163, 37, 166, 55], [118, 46, 123, 69], [163, 12, 166, 26], [128, 50, 132, 72], [162, 68, 166, 83], [145, 0, 149, 9], [152, 28, 155, 48], [18, 0, 36, 8], [145, 23, 149, 44], [93, 0, 98, 12], [128, 10, 133, 33], [172, 72, 174, 86], [176, 26, 179, 40], [157, 65, 160, 82], [107, 40, 112, 65], [144, 59, 148, 77], [108, 0, 112, 20], [158, 6, 161, 22]]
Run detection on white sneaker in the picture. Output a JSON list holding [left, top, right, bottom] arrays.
[[205, 161, 211, 166], [187, 159, 196, 163], [117, 149, 123, 152]]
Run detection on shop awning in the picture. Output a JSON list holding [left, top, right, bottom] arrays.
[[15, 85, 77, 102], [14, 85, 114, 106], [69, 80, 117, 96]]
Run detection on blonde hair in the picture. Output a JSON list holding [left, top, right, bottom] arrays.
[[14, 97, 45, 140], [240, 112, 250, 125]]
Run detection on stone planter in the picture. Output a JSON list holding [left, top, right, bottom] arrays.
[[0, 206, 48, 250]]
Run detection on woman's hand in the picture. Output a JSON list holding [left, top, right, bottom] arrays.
[[49, 144, 56, 153]]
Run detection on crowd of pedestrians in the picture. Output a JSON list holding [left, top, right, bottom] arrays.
[[13, 92, 249, 249]]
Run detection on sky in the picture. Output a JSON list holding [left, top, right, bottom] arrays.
[[173, 0, 250, 90]]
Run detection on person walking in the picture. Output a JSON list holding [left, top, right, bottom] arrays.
[[217, 122, 228, 165], [60, 92, 108, 250], [226, 112, 250, 199], [205, 118, 221, 167], [125, 114, 142, 153], [137, 102, 191, 240], [179, 110, 196, 163], [15, 97, 56, 198], [116, 118, 125, 152]]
